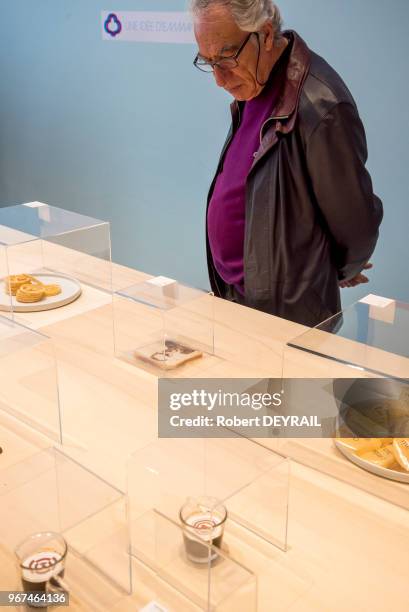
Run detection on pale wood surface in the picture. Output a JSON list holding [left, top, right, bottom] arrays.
[[2, 434, 409, 612], [1, 253, 409, 610]]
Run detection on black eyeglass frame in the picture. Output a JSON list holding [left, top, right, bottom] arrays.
[[193, 32, 256, 73]]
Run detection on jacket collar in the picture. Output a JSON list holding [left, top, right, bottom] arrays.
[[230, 30, 311, 138]]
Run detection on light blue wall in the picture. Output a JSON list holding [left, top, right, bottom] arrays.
[[1, 1, 408, 306]]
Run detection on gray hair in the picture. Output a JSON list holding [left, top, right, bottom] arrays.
[[191, 0, 283, 39]]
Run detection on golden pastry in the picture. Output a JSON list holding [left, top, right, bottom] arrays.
[[360, 445, 398, 469], [25, 274, 42, 283], [380, 438, 394, 446], [43, 284, 61, 297], [4, 274, 34, 295], [16, 283, 45, 303], [337, 438, 383, 453], [390, 439, 409, 471]]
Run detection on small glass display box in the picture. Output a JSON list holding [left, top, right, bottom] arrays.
[[283, 294, 409, 500], [129, 508, 257, 611], [0, 202, 112, 320], [0, 447, 131, 608], [0, 313, 61, 442], [114, 277, 214, 375], [128, 437, 289, 554], [287, 294, 409, 381]]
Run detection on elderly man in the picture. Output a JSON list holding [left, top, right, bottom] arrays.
[[192, 0, 383, 327]]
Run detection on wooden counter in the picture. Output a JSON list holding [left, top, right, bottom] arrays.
[[1, 255, 409, 610]]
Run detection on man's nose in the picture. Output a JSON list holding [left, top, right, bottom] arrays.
[[213, 65, 227, 88]]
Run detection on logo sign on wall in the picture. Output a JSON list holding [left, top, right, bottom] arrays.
[[102, 11, 195, 44]]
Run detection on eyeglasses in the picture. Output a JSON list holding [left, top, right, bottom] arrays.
[[193, 32, 255, 73]]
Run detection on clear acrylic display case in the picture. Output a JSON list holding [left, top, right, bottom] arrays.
[[0, 447, 131, 607], [129, 508, 257, 611], [286, 295, 409, 381], [113, 277, 214, 375], [0, 202, 112, 320], [282, 295, 409, 507], [128, 437, 289, 553], [0, 313, 61, 442]]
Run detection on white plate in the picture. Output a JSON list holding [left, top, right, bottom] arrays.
[[0, 274, 82, 313], [334, 439, 409, 484]]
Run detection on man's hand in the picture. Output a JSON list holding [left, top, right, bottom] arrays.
[[339, 263, 373, 288]]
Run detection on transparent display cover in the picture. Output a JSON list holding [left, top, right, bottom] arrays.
[[287, 297, 409, 381], [128, 437, 289, 553], [129, 509, 257, 611], [0, 447, 131, 604], [0, 203, 112, 320], [0, 314, 61, 442], [114, 277, 214, 376], [281, 295, 409, 506]]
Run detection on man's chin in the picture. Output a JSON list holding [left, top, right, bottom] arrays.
[[230, 91, 246, 101], [227, 85, 253, 101], [227, 85, 242, 97]]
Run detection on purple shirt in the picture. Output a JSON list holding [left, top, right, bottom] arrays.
[[207, 55, 288, 295]]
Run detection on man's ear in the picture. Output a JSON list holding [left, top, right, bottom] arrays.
[[261, 21, 274, 51]]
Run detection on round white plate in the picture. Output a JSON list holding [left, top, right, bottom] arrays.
[[0, 274, 82, 313], [334, 439, 409, 484]]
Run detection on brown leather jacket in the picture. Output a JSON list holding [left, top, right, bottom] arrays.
[[206, 31, 383, 327]]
